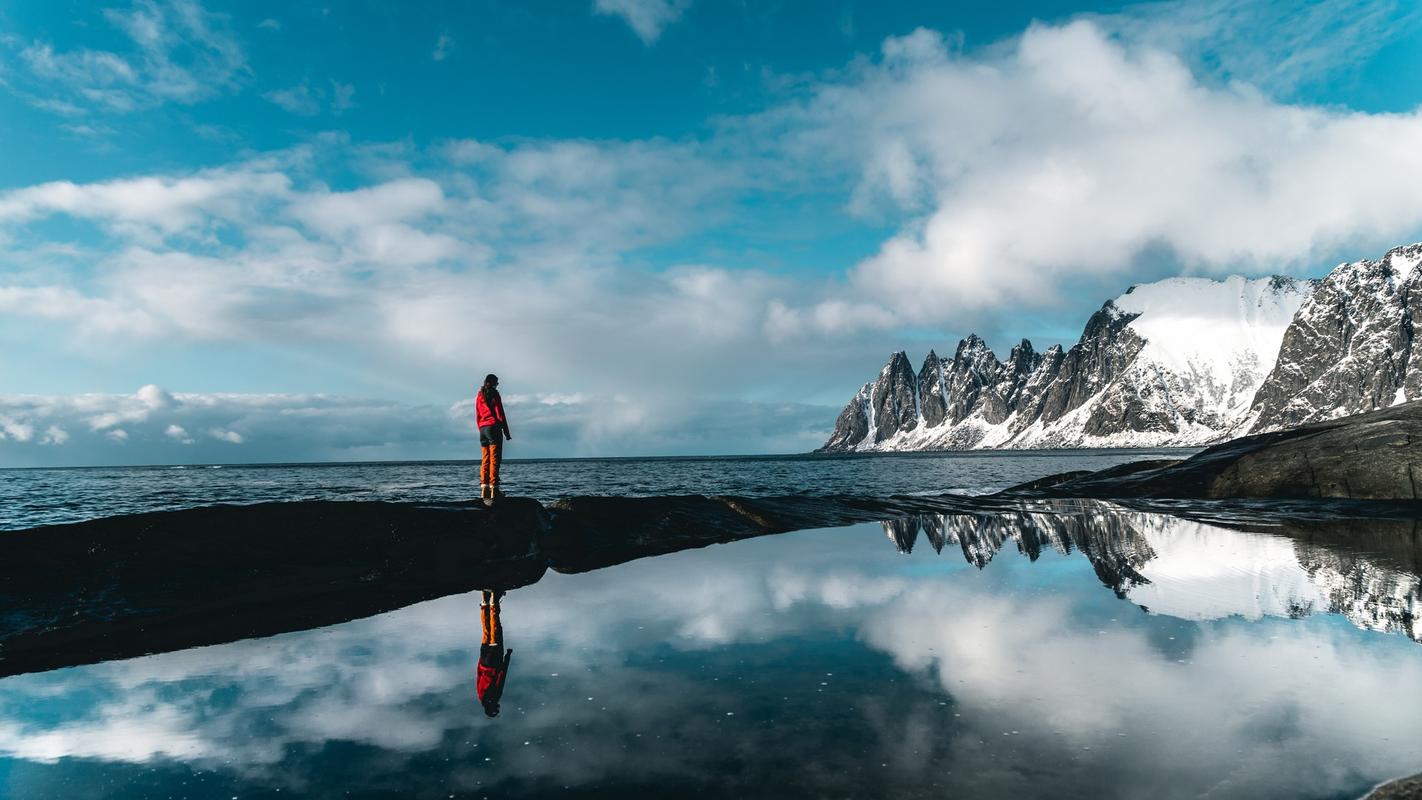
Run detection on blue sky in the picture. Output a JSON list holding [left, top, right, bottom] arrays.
[[2, 0, 1422, 465]]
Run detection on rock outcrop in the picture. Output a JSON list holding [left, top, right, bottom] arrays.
[[1000, 399, 1422, 501], [0, 499, 551, 678]]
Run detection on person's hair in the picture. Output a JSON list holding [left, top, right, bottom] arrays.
[[480, 373, 499, 406], [483, 700, 500, 718]]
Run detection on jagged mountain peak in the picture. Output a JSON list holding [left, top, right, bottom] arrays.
[[1384, 240, 1422, 261], [820, 245, 1422, 453], [953, 334, 1000, 365], [882, 350, 912, 373], [1381, 242, 1422, 282], [1005, 339, 1038, 370]]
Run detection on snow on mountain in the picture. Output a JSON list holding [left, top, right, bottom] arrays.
[[822, 272, 1316, 452], [1114, 275, 1308, 424]]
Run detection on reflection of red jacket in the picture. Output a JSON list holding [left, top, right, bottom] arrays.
[[476, 390, 507, 431], [478, 649, 511, 702]]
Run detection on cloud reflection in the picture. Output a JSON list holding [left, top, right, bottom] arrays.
[[0, 505, 1418, 798]]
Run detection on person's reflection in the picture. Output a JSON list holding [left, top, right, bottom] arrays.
[[478, 589, 513, 718]]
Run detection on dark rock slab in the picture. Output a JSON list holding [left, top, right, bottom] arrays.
[[1000, 401, 1422, 501], [1, 491, 996, 678], [0, 499, 549, 678]]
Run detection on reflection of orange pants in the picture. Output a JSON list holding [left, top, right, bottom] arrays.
[[481, 595, 503, 645], [480, 443, 501, 486]]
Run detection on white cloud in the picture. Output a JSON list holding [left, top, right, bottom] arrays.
[[289, 178, 445, 237], [0, 137, 808, 396], [60, 122, 118, 138], [263, 82, 320, 116], [592, 0, 692, 44], [0, 167, 291, 234], [265, 80, 357, 116], [0, 419, 35, 442], [10, 0, 247, 113], [1099, 0, 1422, 96], [763, 19, 1422, 325], [208, 427, 243, 444], [0, 387, 831, 466], [0, 286, 160, 338], [330, 81, 356, 114], [432, 33, 453, 62]]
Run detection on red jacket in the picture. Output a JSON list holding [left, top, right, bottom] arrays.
[[476, 390, 508, 431], [478, 649, 511, 704]]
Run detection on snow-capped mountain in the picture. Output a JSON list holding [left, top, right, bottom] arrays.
[[1249, 243, 1422, 432], [822, 272, 1317, 451]]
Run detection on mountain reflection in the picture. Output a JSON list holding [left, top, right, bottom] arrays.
[[882, 503, 1420, 643]]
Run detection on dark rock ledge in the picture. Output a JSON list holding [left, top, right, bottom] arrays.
[[4, 400, 1422, 679], [1000, 400, 1422, 501], [0, 492, 1009, 678]]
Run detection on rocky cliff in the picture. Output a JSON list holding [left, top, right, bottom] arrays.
[[822, 270, 1318, 451], [1249, 243, 1422, 432]]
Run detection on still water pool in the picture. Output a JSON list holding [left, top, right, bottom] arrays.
[[0, 501, 1418, 799]]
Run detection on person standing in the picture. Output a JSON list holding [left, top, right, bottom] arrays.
[[476, 373, 512, 505]]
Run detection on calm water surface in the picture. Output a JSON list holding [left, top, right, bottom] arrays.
[[0, 449, 1192, 529], [0, 500, 1417, 799]]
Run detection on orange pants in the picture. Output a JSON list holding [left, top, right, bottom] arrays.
[[480, 443, 502, 486], [481, 594, 503, 645]]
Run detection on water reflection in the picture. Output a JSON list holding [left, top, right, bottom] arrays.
[[882, 505, 1421, 643], [478, 590, 512, 717], [0, 502, 1420, 799]]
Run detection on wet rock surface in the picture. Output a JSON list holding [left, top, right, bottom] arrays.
[[1366, 773, 1422, 800], [0, 499, 551, 678], [1001, 400, 1422, 501]]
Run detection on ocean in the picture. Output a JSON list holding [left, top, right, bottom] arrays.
[[0, 448, 1194, 530]]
